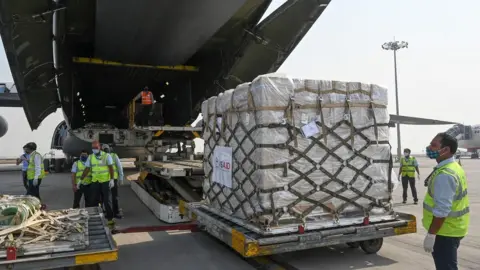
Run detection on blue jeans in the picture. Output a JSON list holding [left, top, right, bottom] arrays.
[[432, 235, 463, 270]]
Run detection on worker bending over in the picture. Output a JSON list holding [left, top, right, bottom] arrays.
[[24, 142, 47, 210], [134, 86, 155, 126], [399, 148, 420, 204], [71, 150, 92, 208], [102, 144, 124, 219], [423, 133, 470, 270], [79, 141, 115, 226], [16, 146, 30, 194]]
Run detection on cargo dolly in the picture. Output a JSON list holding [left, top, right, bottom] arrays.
[[132, 159, 204, 223], [179, 201, 417, 257], [0, 207, 118, 270]]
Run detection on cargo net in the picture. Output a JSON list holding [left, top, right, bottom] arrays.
[[202, 75, 394, 227]]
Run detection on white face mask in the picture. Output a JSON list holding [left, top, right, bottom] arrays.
[[92, 149, 100, 154]]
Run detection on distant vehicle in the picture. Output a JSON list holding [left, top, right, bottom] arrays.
[[455, 149, 470, 159]]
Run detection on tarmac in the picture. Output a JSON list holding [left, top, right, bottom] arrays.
[[0, 156, 478, 270]]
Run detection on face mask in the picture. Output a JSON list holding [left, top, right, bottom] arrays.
[[426, 147, 444, 159], [80, 156, 88, 162], [404, 152, 409, 157], [92, 149, 100, 154]]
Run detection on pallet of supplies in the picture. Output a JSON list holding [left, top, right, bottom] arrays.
[[201, 73, 396, 232]]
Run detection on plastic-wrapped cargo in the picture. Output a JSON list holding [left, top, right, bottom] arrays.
[[201, 73, 395, 231]]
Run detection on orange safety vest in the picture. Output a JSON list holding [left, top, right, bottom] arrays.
[[141, 91, 153, 105]]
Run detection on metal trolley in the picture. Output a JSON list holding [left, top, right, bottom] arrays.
[[180, 201, 417, 257], [0, 207, 118, 270]]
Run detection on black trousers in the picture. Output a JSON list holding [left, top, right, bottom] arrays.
[[111, 179, 120, 215], [22, 171, 28, 193], [73, 184, 91, 209], [401, 176, 418, 202], [432, 235, 463, 270], [140, 105, 152, 126], [99, 180, 120, 215], [27, 179, 43, 200], [90, 182, 113, 220]]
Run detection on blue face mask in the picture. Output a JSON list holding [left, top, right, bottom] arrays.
[[92, 149, 100, 154], [80, 156, 88, 162]]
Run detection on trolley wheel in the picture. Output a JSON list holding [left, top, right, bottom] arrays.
[[360, 238, 383, 254], [346, 242, 360, 248]]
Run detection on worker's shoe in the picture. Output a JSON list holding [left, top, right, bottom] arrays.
[[114, 214, 123, 219], [107, 220, 115, 229], [413, 201, 418, 205]]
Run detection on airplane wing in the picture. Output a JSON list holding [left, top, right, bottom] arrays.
[[389, 114, 459, 127]]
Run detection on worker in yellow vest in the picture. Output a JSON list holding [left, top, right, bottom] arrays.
[[24, 142, 46, 209], [134, 86, 155, 126], [399, 148, 420, 204], [71, 150, 92, 208], [79, 141, 115, 226], [102, 144, 124, 219], [423, 132, 469, 269]]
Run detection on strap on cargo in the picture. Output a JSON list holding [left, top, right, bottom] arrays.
[[316, 84, 327, 145], [369, 85, 380, 144], [344, 89, 355, 146]]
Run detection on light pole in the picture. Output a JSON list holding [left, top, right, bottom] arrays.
[[382, 40, 408, 162]]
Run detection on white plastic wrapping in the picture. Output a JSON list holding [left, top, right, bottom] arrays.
[[202, 73, 394, 226]]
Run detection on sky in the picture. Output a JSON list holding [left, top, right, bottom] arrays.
[[0, 0, 478, 157]]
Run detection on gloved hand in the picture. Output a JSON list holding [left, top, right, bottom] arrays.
[[33, 178, 38, 186], [423, 233, 436, 253], [76, 181, 82, 190], [109, 179, 115, 189], [417, 174, 421, 181]]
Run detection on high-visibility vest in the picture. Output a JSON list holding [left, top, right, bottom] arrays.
[[26, 151, 45, 180], [141, 91, 153, 105], [76, 161, 92, 185], [111, 152, 119, 179], [422, 161, 470, 237], [400, 157, 417, 177], [90, 152, 110, 183]]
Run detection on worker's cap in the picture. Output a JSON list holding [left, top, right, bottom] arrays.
[[403, 148, 411, 153], [144, 86, 149, 90], [102, 144, 110, 151], [24, 142, 37, 151]]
